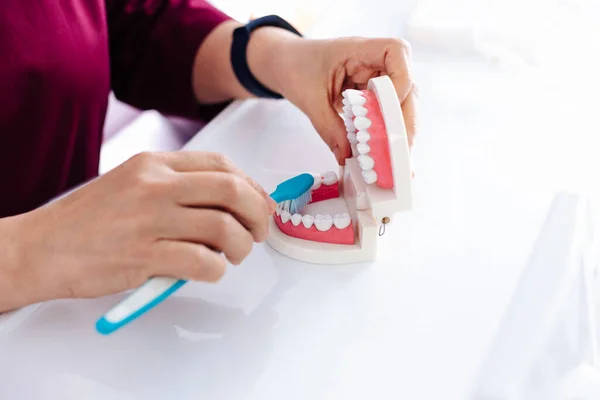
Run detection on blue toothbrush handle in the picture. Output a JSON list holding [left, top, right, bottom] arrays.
[[96, 277, 187, 335]]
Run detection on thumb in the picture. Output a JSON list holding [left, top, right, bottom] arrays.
[[312, 106, 351, 166]]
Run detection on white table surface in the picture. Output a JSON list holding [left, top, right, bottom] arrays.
[[2, 11, 599, 400]]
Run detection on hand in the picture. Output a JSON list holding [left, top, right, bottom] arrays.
[[258, 36, 418, 166], [194, 24, 417, 167], [0, 151, 275, 312]]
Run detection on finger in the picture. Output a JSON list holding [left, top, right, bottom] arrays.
[[162, 208, 254, 265], [311, 105, 351, 166], [161, 151, 276, 214], [381, 39, 413, 102], [174, 172, 270, 242], [346, 64, 380, 87], [348, 39, 416, 145], [159, 151, 235, 172], [152, 240, 227, 283], [346, 38, 413, 102], [401, 84, 419, 150]]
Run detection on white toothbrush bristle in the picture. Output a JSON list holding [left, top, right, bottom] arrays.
[[289, 191, 312, 215]]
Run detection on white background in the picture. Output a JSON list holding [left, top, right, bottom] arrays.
[[3, 1, 599, 399]]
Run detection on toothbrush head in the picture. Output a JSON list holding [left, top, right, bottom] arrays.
[[271, 173, 314, 214], [289, 189, 312, 215]]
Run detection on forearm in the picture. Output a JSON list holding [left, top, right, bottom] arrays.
[[192, 20, 304, 103]]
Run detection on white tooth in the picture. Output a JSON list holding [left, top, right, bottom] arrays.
[[346, 125, 356, 133], [351, 144, 359, 157], [275, 206, 281, 216], [347, 132, 357, 143], [321, 171, 337, 185], [354, 117, 372, 130], [348, 93, 366, 106], [342, 98, 349, 106], [357, 143, 371, 154], [356, 130, 370, 143], [281, 210, 291, 223], [344, 119, 355, 130], [333, 213, 351, 229], [291, 214, 302, 226], [342, 105, 353, 115], [362, 170, 378, 184], [314, 214, 333, 231], [301, 214, 315, 228], [310, 174, 322, 190], [358, 154, 375, 170], [345, 89, 362, 96], [352, 105, 368, 117]]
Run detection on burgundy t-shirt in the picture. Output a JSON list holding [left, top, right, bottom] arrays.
[[0, 0, 231, 217]]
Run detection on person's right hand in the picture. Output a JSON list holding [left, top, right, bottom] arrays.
[[2, 151, 275, 312]]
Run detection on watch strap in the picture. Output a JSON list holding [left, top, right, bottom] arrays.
[[230, 15, 302, 99]]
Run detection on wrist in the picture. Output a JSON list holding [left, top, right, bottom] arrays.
[[0, 215, 31, 312], [246, 26, 304, 98], [0, 212, 62, 312]]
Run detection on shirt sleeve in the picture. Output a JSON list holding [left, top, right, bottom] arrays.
[[106, 0, 233, 121]]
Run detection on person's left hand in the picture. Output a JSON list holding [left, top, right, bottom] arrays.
[[275, 37, 418, 166]]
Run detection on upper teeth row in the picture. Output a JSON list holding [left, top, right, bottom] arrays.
[[342, 90, 378, 185], [275, 208, 352, 231], [343, 117, 372, 133], [342, 89, 366, 108], [310, 170, 338, 190]]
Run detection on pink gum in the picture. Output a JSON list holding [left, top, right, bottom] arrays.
[[310, 182, 339, 203], [274, 216, 355, 245], [361, 91, 394, 189], [273, 180, 355, 245]]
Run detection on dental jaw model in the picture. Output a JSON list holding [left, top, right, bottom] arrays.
[[266, 76, 413, 264]]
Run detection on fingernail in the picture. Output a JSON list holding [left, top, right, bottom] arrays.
[[249, 179, 276, 214], [333, 148, 341, 163], [268, 199, 277, 215], [264, 193, 277, 214], [333, 147, 347, 165]]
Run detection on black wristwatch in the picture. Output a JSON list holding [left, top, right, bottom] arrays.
[[230, 15, 303, 99]]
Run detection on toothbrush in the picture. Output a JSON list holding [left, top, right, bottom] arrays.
[[95, 173, 314, 335]]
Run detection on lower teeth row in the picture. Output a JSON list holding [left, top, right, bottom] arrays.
[[276, 209, 351, 231]]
